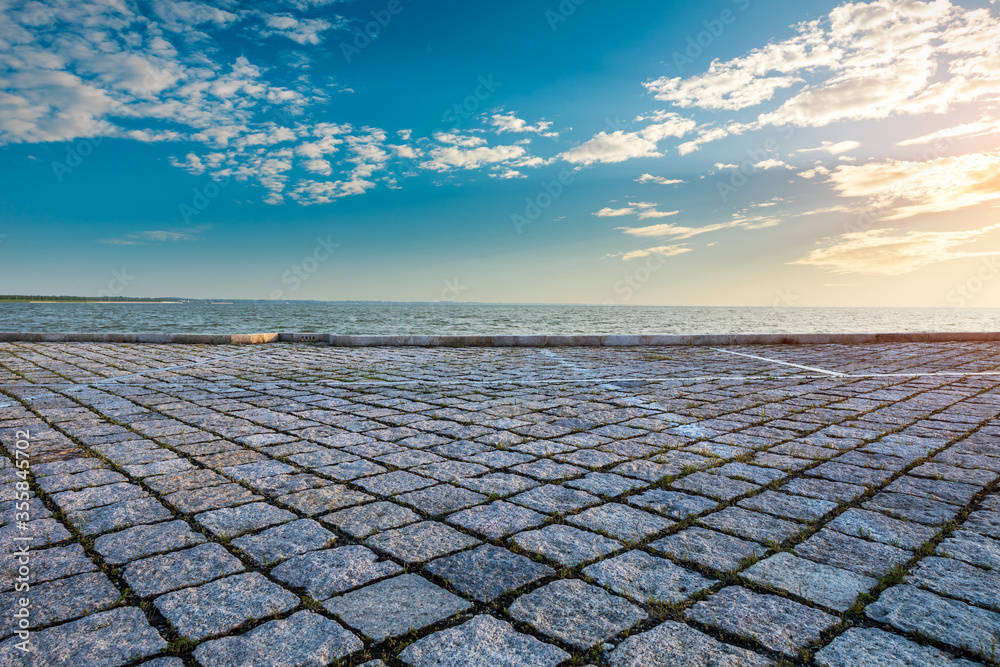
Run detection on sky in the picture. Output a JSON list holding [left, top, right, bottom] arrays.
[[1, 0, 999, 307]]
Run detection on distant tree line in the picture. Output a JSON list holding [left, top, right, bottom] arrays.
[[0, 295, 183, 302]]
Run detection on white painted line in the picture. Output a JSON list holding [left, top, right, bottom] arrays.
[[538, 349, 626, 391], [710, 347, 844, 376]]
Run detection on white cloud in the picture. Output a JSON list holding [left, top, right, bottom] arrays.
[[421, 144, 526, 172], [433, 132, 487, 147], [790, 225, 1000, 274], [896, 118, 1000, 146], [99, 226, 208, 245], [153, 1, 238, 31], [617, 209, 782, 240], [637, 113, 698, 141], [829, 149, 1000, 220], [595, 202, 680, 220], [618, 221, 739, 240], [751, 158, 793, 170], [560, 131, 662, 165], [492, 169, 527, 179], [491, 113, 557, 137], [620, 245, 692, 260], [799, 140, 861, 155], [797, 166, 831, 179], [259, 14, 338, 45], [295, 123, 348, 158], [635, 174, 685, 185], [169, 152, 206, 174], [303, 158, 332, 175], [594, 207, 636, 218], [644, 0, 1000, 152]]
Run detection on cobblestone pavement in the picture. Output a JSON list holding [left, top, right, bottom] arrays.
[[1, 341, 999, 666]]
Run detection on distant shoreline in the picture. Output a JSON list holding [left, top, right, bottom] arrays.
[[7, 300, 184, 304]]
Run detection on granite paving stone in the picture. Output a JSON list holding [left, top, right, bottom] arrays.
[[123, 543, 246, 597], [608, 620, 775, 666], [396, 484, 487, 515], [425, 544, 555, 602], [737, 491, 837, 522], [398, 614, 570, 667], [50, 482, 147, 513], [230, 518, 336, 566], [510, 524, 622, 567], [5, 340, 1000, 664], [509, 484, 601, 515], [936, 530, 1000, 570], [672, 472, 760, 501], [908, 556, 1000, 612], [35, 468, 126, 493], [165, 484, 261, 514], [0, 606, 167, 667], [781, 476, 866, 503], [94, 520, 206, 564], [866, 584, 1000, 659], [321, 500, 421, 538], [446, 500, 546, 539], [583, 550, 714, 604], [965, 509, 1000, 539], [743, 552, 877, 612], [0, 571, 119, 633], [885, 475, 981, 506], [269, 545, 402, 599], [67, 496, 173, 535], [365, 520, 479, 563], [191, 611, 363, 667], [564, 471, 647, 497], [276, 484, 372, 515], [155, 572, 299, 640], [145, 468, 228, 494], [650, 527, 767, 573], [456, 472, 539, 496], [814, 627, 982, 667], [194, 502, 296, 539], [826, 508, 937, 550], [626, 488, 716, 519], [685, 586, 838, 657], [568, 503, 673, 543], [700, 507, 802, 545], [0, 543, 94, 587], [323, 574, 471, 641], [793, 528, 910, 577], [355, 470, 436, 496], [863, 492, 960, 526], [508, 578, 647, 650]]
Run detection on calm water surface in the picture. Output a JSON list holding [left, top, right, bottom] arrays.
[[1, 303, 998, 335]]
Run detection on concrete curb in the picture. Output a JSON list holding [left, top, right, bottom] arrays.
[[1, 332, 999, 346]]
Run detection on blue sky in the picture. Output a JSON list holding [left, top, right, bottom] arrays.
[[1, 0, 999, 306]]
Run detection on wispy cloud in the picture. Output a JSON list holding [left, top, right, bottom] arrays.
[[99, 226, 209, 245], [595, 202, 680, 220], [619, 245, 692, 260], [791, 225, 1000, 275], [635, 174, 685, 185], [645, 0, 1000, 152], [799, 141, 861, 155], [829, 149, 1000, 221], [491, 112, 557, 137]]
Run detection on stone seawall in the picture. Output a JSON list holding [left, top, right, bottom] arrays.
[[1, 331, 999, 345]]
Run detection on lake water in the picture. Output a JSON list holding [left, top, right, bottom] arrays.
[[1, 302, 998, 335]]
